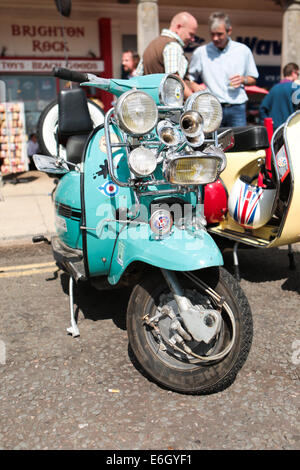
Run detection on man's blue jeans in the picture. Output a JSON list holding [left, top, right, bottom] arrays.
[[221, 103, 247, 127]]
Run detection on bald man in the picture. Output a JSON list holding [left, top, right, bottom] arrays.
[[136, 12, 202, 98]]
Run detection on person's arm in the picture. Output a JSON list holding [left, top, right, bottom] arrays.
[[229, 75, 256, 88], [188, 81, 207, 92], [259, 94, 271, 122], [183, 80, 194, 99], [243, 75, 256, 86]]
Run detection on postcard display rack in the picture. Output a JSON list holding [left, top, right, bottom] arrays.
[[0, 102, 28, 175]]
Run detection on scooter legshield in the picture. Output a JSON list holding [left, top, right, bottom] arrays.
[[82, 124, 222, 282], [107, 224, 223, 285]]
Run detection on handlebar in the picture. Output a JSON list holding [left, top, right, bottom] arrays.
[[52, 67, 89, 83]]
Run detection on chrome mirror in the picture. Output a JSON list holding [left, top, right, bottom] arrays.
[[33, 154, 70, 174]]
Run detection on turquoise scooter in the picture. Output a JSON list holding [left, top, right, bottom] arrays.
[[33, 68, 253, 394]]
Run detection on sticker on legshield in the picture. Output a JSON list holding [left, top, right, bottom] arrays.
[[117, 241, 125, 267], [97, 180, 119, 197], [99, 134, 121, 153]]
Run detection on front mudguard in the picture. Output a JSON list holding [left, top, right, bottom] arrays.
[[108, 224, 223, 285]]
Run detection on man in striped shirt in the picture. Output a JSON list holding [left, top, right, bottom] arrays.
[[136, 12, 202, 98]]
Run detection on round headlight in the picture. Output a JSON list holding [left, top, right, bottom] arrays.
[[157, 120, 182, 146], [159, 74, 184, 107], [115, 90, 158, 135], [128, 146, 157, 177], [185, 92, 222, 134]]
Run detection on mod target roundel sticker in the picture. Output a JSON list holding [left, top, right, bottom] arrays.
[[98, 180, 119, 197]]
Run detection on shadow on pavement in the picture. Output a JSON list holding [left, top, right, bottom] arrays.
[[59, 272, 131, 331], [223, 246, 300, 293], [2, 173, 38, 185]]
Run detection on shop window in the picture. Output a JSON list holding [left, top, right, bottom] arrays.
[[0, 74, 98, 137], [0, 74, 58, 136]]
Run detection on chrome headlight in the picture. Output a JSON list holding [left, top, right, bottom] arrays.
[[185, 92, 222, 133], [115, 90, 158, 135], [157, 120, 182, 147], [128, 146, 157, 177], [159, 74, 184, 107], [165, 153, 223, 185]]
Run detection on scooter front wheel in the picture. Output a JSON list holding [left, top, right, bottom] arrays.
[[127, 267, 253, 394]]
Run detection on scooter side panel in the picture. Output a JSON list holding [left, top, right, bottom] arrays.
[[83, 125, 134, 276], [108, 225, 223, 285], [54, 171, 83, 249]]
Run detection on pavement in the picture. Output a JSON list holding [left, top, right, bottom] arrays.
[[0, 170, 56, 246]]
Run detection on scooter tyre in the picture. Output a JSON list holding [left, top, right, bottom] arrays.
[[127, 266, 253, 395]]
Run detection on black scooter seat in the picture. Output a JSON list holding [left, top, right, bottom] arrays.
[[66, 134, 89, 164], [218, 125, 269, 152]]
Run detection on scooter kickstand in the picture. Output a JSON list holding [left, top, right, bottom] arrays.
[[233, 242, 241, 282], [288, 244, 296, 270], [67, 275, 80, 338]]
